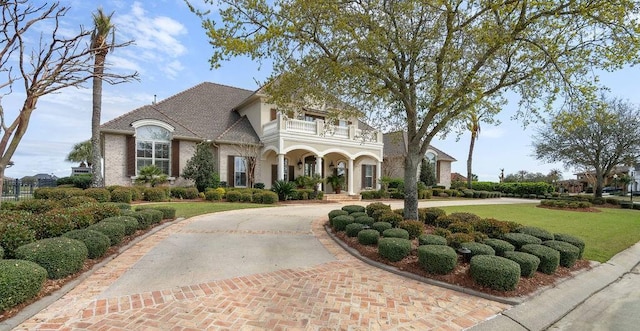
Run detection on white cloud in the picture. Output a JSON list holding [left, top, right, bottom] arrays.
[[480, 127, 505, 139]]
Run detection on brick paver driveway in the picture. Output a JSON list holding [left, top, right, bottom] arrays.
[[15, 203, 511, 330]]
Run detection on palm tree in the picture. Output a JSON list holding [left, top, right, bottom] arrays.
[[466, 111, 480, 189], [66, 140, 93, 166], [90, 8, 115, 187]]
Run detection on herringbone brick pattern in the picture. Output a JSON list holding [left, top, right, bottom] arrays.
[[15, 214, 509, 330]]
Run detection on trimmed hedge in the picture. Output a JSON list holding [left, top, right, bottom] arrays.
[[349, 212, 367, 219], [0, 259, 47, 311], [87, 222, 126, 246], [482, 238, 515, 256], [378, 211, 403, 227], [15, 199, 60, 214], [554, 233, 586, 258], [470, 255, 521, 291], [382, 228, 410, 240], [366, 202, 391, 217], [255, 191, 279, 204], [30, 211, 76, 239], [14, 237, 88, 279], [0, 222, 36, 259], [83, 188, 111, 203], [331, 215, 354, 231], [543, 240, 580, 268], [418, 234, 447, 246], [135, 206, 176, 219], [521, 244, 560, 275], [501, 233, 543, 249], [517, 226, 554, 241], [417, 245, 457, 275], [354, 216, 375, 227], [110, 188, 133, 203], [503, 251, 540, 277], [398, 220, 424, 239], [58, 196, 98, 208], [328, 209, 349, 220], [419, 207, 446, 225], [371, 221, 393, 234], [342, 205, 365, 214], [102, 216, 139, 236], [446, 232, 474, 248], [63, 229, 111, 259], [205, 189, 224, 201], [345, 223, 365, 237], [474, 218, 514, 238], [121, 210, 151, 229], [357, 229, 380, 245], [137, 209, 163, 225], [461, 242, 496, 257], [378, 238, 412, 262]]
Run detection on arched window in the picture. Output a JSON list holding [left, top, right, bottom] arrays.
[[136, 125, 171, 175]]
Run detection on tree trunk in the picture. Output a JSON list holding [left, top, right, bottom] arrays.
[[467, 131, 477, 189], [91, 52, 106, 188], [594, 170, 604, 198], [0, 167, 4, 200], [403, 146, 421, 221]]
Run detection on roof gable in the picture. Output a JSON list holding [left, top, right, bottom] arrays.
[[383, 131, 456, 162]]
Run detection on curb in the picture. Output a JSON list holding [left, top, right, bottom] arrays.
[[0, 217, 186, 331]]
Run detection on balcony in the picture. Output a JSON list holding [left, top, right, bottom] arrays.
[[262, 116, 383, 144]]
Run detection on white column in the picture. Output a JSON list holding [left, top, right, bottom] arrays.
[[277, 154, 285, 181], [348, 158, 354, 195], [315, 156, 323, 191], [376, 161, 382, 190]]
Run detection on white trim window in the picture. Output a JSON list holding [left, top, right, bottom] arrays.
[[364, 164, 374, 188], [136, 125, 171, 175]]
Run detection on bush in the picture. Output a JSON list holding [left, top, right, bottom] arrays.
[[447, 221, 474, 234], [382, 228, 410, 240], [446, 232, 475, 248], [0, 259, 47, 311], [0, 222, 36, 259], [58, 196, 98, 208], [143, 187, 167, 202], [449, 212, 481, 223], [398, 220, 425, 239], [433, 227, 452, 238], [434, 215, 457, 228], [501, 233, 542, 249], [461, 242, 495, 257], [366, 202, 391, 217], [83, 188, 111, 203], [328, 209, 350, 220], [137, 209, 164, 225], [417, 245, 457, 275], [226, 190, 242, 202], [474, 218, 513, 238], [135, 206, 176, 219], [15, 237, 88, 279], [332, 215, 355, 231], [419, 207, 446, 225], [418, 234, 447, 246], [378, 238, 412, 262], [357, 229, 380, 245], [87, 222, 126, 246], [517, 226, 554, 241], [482, 238, 515, 256], [240, 192, 253, 202], [378, 211, 403, 227], [271, 180, 295, 200], [63, 229, 111, 259], [205, 188, 223, 201], [470, 255, 521, 291], [30, 211, 76, 239], [360, 190, 381, 200], [554, 233, 586, 258], [345, 223, 365, 237], [110, 188, 133, 203], [15, 199, 60, 214], [349, 212, 368, 219], [503, 251, 541, 277], [371, 221, 393, 234], [543, 240, 580, 268], [102, 216, 139, 236], [257, 191, 279, 204], [84, 203, 122, 223], [354, 216, 375, 227], [342, 205, 366, 214], [121, 210, 150, 229], [521, 244, 560, 275]]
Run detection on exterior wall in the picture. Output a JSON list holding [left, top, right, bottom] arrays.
[[237, 98, 265, 136], [381, 156, 453, 189], [219, 143, 262, 188], [438, 161, 452, 189], [103, 134, 130, 186], [172, 140, 198, 187]]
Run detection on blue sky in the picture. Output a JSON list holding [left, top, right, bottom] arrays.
[[3, 0, 640, 182]]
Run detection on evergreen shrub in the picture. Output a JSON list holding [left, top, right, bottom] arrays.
[[378, 238, 412, 262], [543, 240, 580, 268], [503, 251, 541, 277], [87, 222, 126, 246], [63, 229, 110, 259], [521, 244, 560, 275], [417, 245, 457, 274], [342, 205, 366, 214], [470, 255, 521, 291], [102, 216, 139, 236], [15, 237, 88, 279], [418, 234, 447, 246], [371, 221, 393, 234], [461, 242, 495, 257], [0, 260, 47, 311], [501, 233, 542, 249], [517, 226, 554, 241], [332, 215, 354, 231], [357, 229, 379, 245], [554, 233, 586, 258], [382, 228, 410, 240], [345, 223, 365, 237], [482, 238, 515, 256], [398, 220, 424, 239]]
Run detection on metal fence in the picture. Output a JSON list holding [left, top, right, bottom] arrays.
[[1, 178, 57, 201]]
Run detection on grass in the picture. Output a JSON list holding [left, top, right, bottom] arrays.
[[139, 202, 273, 219], [439, 204, 640, 263]]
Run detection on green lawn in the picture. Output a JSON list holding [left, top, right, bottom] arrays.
[[141, 202, 273, 219], [439, 204, 640, 263]]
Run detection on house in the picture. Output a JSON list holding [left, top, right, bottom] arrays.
[[382, 131, 456, 189], [100, 82, 388, 195]]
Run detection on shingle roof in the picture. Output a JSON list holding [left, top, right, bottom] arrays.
[[383, 131, 456, 162], [100, 82, 254, 140], [216, 116, 260, 144]]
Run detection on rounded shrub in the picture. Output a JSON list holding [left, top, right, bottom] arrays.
[[328, 209, 349, 221], [102, 216, 139, 236], [433, 227, 452, 238], [449, 212, 481, 223], [110, 188, 133, 203], [417, 245, 457, 275], [470, 255, 521, 291], [521, 244, 560, 275], [554, 233, 586, 258], [419, 207, 446, 225], [58, 196, 98, 208], [418, 234, 447, 246], [543, 240, 580, 268], [434, 215, 457, 228], [0, 222, 36, 259], [83, 188, 111, 203], [461, 242, 495, 257], [31, 211, 76, 239], [258, 191, 279, 204], [447, 221, 474, 234], [382, 228, 410, 240], [378, 211, 403, 227], [84, 203, 121, 223], [474, 218, 513, 238], [349, 212, 367, 219], [0, 259, 47, 311], [205, 189, 223, 201], [345, 223, 365, 237], [342, 205, 365, 214], [143, 187, 167, 202], [354, 216, 375, 227], [87, 222, 126, 246], [366, 202, 391, 217], [501, 233, 542, 249], [135, 206, 176, 219], [14, 237, 88, 279], [398, 220, 425, 239], [378, 238, 412, 262], [184, 187, 200, 199], [482, 238, 515, 256], [121, 210, 151, 229], [63, 229, 110, 259], [357, 229, 380, 245], [503, 251, 540, 277], [517, 226, 554, 241], [15, 199, 60, 214], [371, 221, 393, 234], [137, 209, 163, 225], [446, 232, 474, 248], [332, 215, 355, 231]]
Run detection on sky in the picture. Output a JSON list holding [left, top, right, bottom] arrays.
[[3, 0, 640, 182]]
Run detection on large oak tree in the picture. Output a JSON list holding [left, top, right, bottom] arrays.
[[190, 0, 640, 219]]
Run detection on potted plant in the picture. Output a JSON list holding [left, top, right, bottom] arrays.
[[326, 174, 345, 193]]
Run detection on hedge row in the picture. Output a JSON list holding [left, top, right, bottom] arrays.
[[204, 188, 279, 204], [34, 186, 200, 203]]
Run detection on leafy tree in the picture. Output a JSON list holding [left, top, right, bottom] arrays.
[[419, 158, 437, 187], [533, 96, 640, 197], [190, 0, 640, 219], [182, 143, 218, 192], [66, 140, 93, 166]]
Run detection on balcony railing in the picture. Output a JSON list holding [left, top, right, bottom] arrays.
[[262, 116, 382, 143]]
